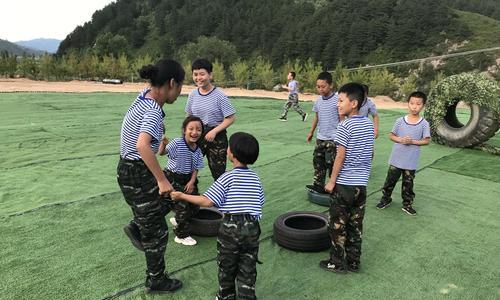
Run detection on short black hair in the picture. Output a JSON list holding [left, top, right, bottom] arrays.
[[362, 84, 369, 95], [229, 132, 259, 165], [317, 71, 333, 84], [191, 58, 213, 73], [408, 91, 427, 104], [139, 59, 185, 87], [181, 116, 203, 133], [338, 82, 366, 110], [289, 71, 296, 79]]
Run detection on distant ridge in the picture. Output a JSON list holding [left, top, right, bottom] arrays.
[[15, 38, 61, 54]]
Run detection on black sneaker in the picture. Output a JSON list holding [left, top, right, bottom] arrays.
[[123, 221, 144, 252], [278, 116, 287, 121], [306, 184, 327, 194], [376, 200, 391, 210], [302, 113, 308, 122], [319, 260, 347, 274], [402, 206, 417, 216], [145, 275, 183, 294]]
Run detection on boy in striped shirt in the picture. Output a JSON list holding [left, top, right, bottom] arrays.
[[376, 91, 430, 215], [306, 71, 341, 194], [171, 132, 264, 300], [321, 83, 374, 274], [158, 116, 204, 246], [279, 71, 308, 121]]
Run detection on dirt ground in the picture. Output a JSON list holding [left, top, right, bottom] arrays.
[[0, 78, 407, 109]]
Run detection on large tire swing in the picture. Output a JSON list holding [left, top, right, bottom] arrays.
[[425, 73, 500, 148], [273, 211, 330, 252]]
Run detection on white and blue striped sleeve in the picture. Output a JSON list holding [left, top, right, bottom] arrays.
[[422, 119, 431, 138], [185, 94, 193, 115], [334, 123, 350, 148], [368, 100, 378, 116], [204, 175, 229, 207], [218, 95, 236, 118], [312, 100, 319, 112], [140, 108, 163, 140], [194, 149, 204, 170], [391, 118, 401, 136], [166, 140, 178, 159], [259, 185, 265, 206]]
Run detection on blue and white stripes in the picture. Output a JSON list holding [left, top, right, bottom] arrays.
[[165, 138, 204, 174], [185, 88, 236, 127], [120, 89, 164, 160], [312, 92, 340, 141], [334, 116, 374, 186], [204, 168, 265, 219], [388, 116, 431, 170]]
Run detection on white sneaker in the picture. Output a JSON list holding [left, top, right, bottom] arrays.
[[174, 236, 197, 246], [169, 217, 178, 228]]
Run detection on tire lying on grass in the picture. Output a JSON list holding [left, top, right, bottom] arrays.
[[307, 189, 330, 207], [425, 73, 500, 148], [189, 207, 224, 237], [273, 211, 330, 252]]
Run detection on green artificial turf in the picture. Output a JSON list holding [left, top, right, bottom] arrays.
[[1, 93, 499, 300]]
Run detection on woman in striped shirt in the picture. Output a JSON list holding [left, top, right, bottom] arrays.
[[117, 59, 184, 294], [185, 58, 236, 181]]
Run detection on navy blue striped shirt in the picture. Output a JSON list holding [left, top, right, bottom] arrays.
[[334, 116, 374, 186], [389, 116, 431, 170], [204, 167, 265, 219], [120, 89, 165, 160], [288, 80, 298, 95], [185, 87, 236, 127], [165, 138, 204, 174], [312, 92, 340, 141]]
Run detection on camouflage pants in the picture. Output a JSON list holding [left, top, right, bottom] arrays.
[[328, 184, 366, 269], [199, 127, 228, 180], [313, 139, 336, 187], [164, 170, 200, 238], [217, 215, 261, 300], [117, 158, 172, 279], [281, 94, 306, 118], [381, 165, 416, 207]]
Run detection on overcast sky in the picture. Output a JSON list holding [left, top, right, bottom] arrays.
[[0, 0, 115, 42]]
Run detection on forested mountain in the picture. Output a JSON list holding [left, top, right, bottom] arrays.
[[58, 0, 477, 68]]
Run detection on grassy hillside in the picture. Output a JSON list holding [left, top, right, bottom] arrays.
[[455, 9, 500, 50]]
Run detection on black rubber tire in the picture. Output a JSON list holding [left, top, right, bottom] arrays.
[[433, 102, 499, 148], [307, 189, 331, 207], [273, 211, 330, 252], [189, 207, 224, 237]]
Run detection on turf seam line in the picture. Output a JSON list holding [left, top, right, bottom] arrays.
[[3, 150, 312, 217], [427, 166, 500, 183], [1, 191, 121, 219], [2, 152, 119, 170]]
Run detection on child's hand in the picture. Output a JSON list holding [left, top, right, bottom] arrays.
[[170, 191, 183, 201], [184, 181, 195, 194], [401, 136, 412, 145], [205, 130, 217, 142], [325, 181, 335, 194], [306, 132, 313, 143], [161, 134, 168, 144], [374, 129, 379, 139]]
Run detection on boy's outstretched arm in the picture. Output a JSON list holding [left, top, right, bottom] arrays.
[[307, 113, 319, 142], [171, 191, 214, 207], [325, 145, 346, 193]]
